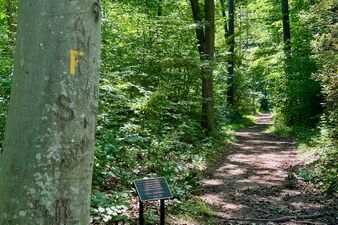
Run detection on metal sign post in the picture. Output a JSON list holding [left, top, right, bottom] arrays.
[[134, 178, 173, 225], [160, 199, 165, 225], [139, 200, 144, 225]]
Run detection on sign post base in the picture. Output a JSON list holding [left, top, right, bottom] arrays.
[[139, 200, 144, 225], [134, 178, 173, 225], [160, 199, 165, 225]]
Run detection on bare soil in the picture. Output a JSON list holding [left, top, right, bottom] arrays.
[[200, 114, 337, 225]]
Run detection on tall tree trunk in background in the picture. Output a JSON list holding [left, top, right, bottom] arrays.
[[6, 0, 16, 42], [190, 0, 215, 133], [203, 0, 215, 132], [281, 0, 291, 58], [227, 0, 235, 105], [0, 0, 101, 224], [158, 0, 163, 17], [219, 0, 229, 41]]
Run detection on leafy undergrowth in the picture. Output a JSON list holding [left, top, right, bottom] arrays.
[[90, 108, 255, 224], [0, 33, 13, 152], [296, 134, 338, 195]]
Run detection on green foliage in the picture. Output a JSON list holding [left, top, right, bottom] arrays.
[[310, 149, 338, 194], [0, 0, 15, 151], [297, 137, 337, 194], [91, 1, 233, 223], [91, 190, 130, 223], [238, 0, 336, 195], [297, 0, 338, 194], [236, 0, 284, 114], [309, 0, 338, 145], [0, 0, 336, 223], [170, 198, 219, 225], [272, 0, 322, 127]]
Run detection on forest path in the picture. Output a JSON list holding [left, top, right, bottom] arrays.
[[200, 114, 337, 225]]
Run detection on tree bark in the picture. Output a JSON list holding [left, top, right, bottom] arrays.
[[190, 0, 205, 55], [281, 0, 291, 58], [202, 0, 215, 132], [190, 0, 215, 133], [0, 0, 101, 224], [227, 0, 235, 105]]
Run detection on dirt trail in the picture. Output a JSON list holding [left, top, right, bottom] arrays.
[[200, 114, 337, 225]]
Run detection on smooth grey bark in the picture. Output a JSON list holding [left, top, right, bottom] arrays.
[[190, 0, 215, 133], [0, 0, 101, 224]]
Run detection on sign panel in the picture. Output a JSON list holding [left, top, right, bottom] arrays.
[[134, 178, 173, 201]]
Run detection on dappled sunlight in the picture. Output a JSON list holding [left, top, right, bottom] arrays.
[[199, 194, 226, 207], [237, 146, 255, 150], [246, 140, 290, 145], [199, 194, 245, 212], [256, 114, 274, 125], [199, 114, 335, 223], [201, 179, 224, 186], [215, 164, 247, 176], [220, 202, 244, 210], [238, 176, 284, 186], [290, 201, 323, 210]]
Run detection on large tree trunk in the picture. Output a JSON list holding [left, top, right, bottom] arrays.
[[190, 0, 215, 133], [227, 0, 235, 105], [190, 0, 205, 55], [281, 0, 291, 58], [202, 0, 215, 132], [0, 0, 101, 224]]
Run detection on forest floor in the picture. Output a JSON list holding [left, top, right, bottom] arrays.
[[198, 114, 337, 225]]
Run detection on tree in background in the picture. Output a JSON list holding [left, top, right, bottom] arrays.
[[189, 0, 216, 133], [277, 0, 321, 126], [0, 0, 101, 224], [218, 0, 236, 106], [281, 0, 291, 58], [226, 0, 235, 105], [219, 0, 228, 39], [158, 0, 163, 17]]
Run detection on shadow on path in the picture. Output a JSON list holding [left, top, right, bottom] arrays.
[[199, 114, 337, 225]]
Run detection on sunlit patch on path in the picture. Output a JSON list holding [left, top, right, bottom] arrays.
[[199, 114, 337, 224]]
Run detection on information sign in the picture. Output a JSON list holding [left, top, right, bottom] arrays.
[[134, 178, 172, 202]]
